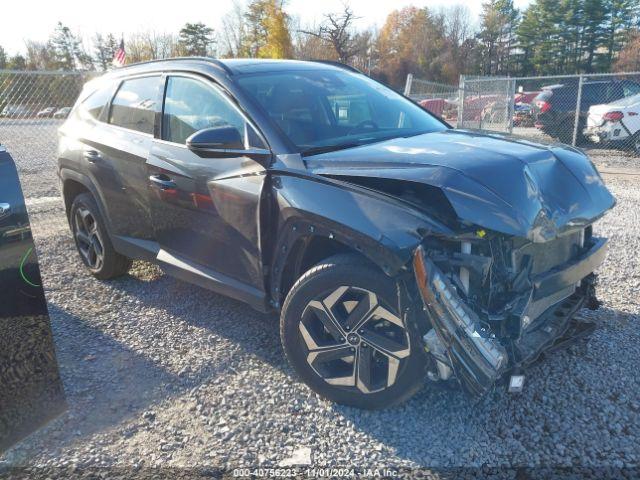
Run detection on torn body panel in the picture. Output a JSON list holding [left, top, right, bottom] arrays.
[[269, 172, 455, 304]]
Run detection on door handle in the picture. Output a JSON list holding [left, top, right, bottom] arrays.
[[0, 202, 10, 219], [149, 174, 176, 190], [83, 149, 102, 163]]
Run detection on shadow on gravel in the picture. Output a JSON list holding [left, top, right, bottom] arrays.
[[41, 269, 638, 469], [106, 270, 285, 374], [42, 304, 181, 441], [14, 290, 283, 458], [330, 306, 636, 466]]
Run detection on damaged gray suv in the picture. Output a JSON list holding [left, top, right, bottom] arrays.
[[58, 58, 615, 408]]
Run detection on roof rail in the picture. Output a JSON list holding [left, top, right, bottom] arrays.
[[113, 57, 233, 76], [310, 60, 363, 74]]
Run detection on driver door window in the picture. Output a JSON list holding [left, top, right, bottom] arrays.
[[162, 76, 247, 145]]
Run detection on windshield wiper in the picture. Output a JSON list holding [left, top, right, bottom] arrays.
[[301, 142, 363, 157]]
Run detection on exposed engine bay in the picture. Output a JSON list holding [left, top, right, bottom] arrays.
[[413, 227, 606, 397]]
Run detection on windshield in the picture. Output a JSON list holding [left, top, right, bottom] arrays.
[[236, 69, 448, 155]]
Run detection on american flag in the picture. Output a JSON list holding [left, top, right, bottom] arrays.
[[112, 39, 126, 68]]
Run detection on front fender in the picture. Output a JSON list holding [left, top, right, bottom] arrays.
[[270, 173, 453, 297]]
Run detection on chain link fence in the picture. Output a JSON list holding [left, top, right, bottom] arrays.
[[0, 70, 95, 197], [4, 68, 640, 199], [403, 74, 461, 124], [406, 71, 640, 169]]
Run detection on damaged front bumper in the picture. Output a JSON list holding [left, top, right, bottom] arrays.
[[412, 237, 608, 397]]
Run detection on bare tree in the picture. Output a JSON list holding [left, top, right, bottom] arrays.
[[219, 0, 248, 57], [126, 31, 180, 63], [299, 5, 364, 64]]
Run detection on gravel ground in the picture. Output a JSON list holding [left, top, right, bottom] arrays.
[[1, 129, 640, 476]]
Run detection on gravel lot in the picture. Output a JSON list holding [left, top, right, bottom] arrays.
[[1, 125, 640, 476]]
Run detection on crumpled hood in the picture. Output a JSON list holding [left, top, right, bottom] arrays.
[[305, 130, 616, 241]]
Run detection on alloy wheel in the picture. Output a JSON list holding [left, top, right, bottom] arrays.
[[74, 206, 105, 271], [299, 286, 411, 394]]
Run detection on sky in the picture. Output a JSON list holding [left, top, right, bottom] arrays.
[[0, 0, 533, 56]]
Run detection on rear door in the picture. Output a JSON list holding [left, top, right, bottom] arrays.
[[90, 75, 161, 241], [146, 74, 270, 302]]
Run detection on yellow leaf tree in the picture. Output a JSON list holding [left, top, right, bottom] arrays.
[[244, 0, 293, 59]]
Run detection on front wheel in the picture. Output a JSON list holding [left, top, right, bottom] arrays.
[[280, 254, 426, 409]]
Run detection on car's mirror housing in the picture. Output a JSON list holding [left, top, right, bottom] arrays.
[[186, 126, 245, 151]]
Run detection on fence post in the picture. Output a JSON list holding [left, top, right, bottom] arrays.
[[571, 74, 584, 146], [508, 78, 516, 134], [403, 73, 413, 96], [458, 75, 466, 128]]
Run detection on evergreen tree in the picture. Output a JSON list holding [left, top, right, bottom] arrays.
[[178, 22, 215, 57], [581, 0, 609, 72], [50, 22, 84, 70], [8, 54, 26, 70], [603, 0, 640, 67], [478, 0, 519, 75], [89, 33, 120, 66]]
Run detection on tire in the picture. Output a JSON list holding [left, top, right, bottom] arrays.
[[70, 193, 131, 280], [280, 254, 426, 409]]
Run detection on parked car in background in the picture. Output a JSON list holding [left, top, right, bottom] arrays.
[[0, 105, 32, 118], [36, 107, 56, 118], [418, 98, 446, 118], [58, 58, 614, 408], [53, 107, 72, 119], [583, 93, 640, 153], [513, 103, 535, 127], [514, 91, 540, 105], [533, 80, 640, 143]]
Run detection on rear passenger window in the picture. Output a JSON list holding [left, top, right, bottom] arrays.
[[109, 76, 160, 134]]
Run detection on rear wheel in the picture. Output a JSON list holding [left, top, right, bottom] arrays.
[[280, 254, 425, 409], [70, 193, 131, 280]]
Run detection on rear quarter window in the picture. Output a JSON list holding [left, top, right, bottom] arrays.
[[109, 76, 161, 134], [77, 83, 115, 121]]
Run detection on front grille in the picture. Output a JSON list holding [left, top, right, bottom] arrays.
[[512, 230, 583, 275]]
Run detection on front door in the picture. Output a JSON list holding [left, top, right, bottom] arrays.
[[147, 75, 270, 298]]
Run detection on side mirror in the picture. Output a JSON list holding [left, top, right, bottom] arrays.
[[186, 126, 244, 151]]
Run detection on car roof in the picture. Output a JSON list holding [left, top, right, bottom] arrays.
[[103, 57, 358, 79]]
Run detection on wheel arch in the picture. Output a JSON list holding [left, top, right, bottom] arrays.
[[60, 169, 113, 235], [277, 234, 381, 306]]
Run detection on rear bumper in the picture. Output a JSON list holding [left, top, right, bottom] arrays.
[[413, 238, 608, 396], [583, 124, 632, 144]]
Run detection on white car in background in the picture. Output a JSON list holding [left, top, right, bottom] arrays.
[[584, 93, 640, 153]]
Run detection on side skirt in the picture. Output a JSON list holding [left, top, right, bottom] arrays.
[[112, 235, 269, 313]]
